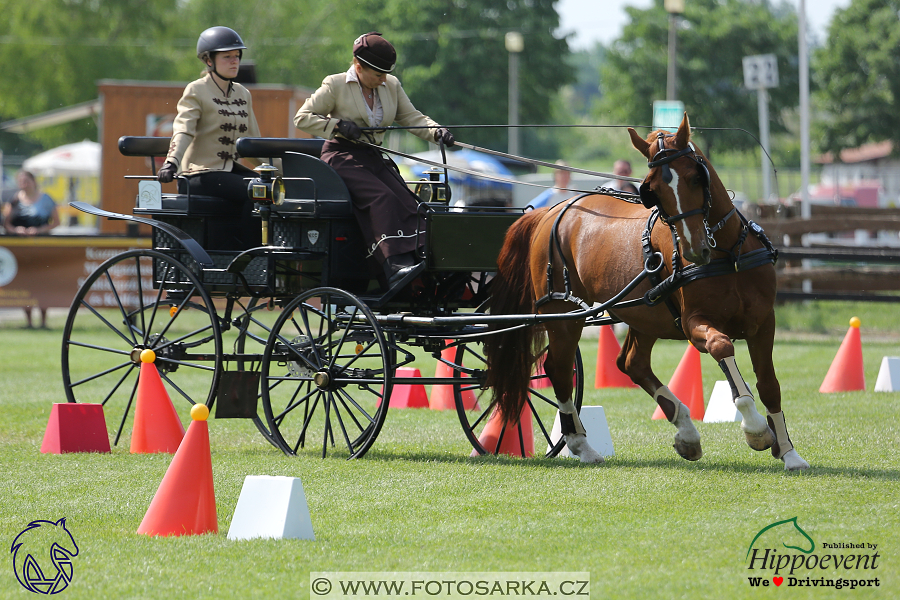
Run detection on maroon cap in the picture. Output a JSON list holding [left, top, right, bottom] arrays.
[[353, 32, 396, 73]]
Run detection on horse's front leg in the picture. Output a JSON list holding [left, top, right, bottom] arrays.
[[621, 328, 702, 461], [544, 321, 603, 464], [688, 322, 776, 453], [746, 321, 810, 471]]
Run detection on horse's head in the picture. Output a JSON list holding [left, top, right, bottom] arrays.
[[628, 113, 713, 265]]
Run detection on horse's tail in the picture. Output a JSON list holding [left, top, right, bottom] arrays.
[[484, 208, 548, 419]]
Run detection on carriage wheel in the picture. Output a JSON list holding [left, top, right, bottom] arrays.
[[261, 287, 391, 459], [61, 249, 222, 446], [452, 340, 584, 457], [233, 297, 284, 447]]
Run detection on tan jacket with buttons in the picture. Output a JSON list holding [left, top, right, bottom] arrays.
[[166, 73, 262, 173], [294, 73, 439, 145]]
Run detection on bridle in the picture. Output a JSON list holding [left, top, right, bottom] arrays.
[[639, 132, 734, 248]]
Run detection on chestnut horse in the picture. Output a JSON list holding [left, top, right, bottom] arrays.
[[484, 114, 809, 471]]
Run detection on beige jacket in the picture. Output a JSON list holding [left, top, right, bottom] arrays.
[[294, 73, 439, 145], [166, 73, 262, 173]]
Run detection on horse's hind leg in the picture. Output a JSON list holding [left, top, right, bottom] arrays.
[[544, 321, 603, 464], [747, 324, 810, 471], [620, 328, 702, 461]]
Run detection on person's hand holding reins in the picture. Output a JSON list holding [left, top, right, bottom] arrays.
[[157, 162, 178, 183], [337, 120, 363, 141], [434, 128, 455, 146]]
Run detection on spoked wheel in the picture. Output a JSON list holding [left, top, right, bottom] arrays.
[[61, 249, 222, 445], [233, 296, 283, 447], [453, 340, 584, 457], [261, 287, 391, 459]]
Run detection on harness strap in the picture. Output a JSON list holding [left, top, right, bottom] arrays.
[[641, 210, 684, 327], [534, 194, 592, 310], [639, 210, 778, 325]]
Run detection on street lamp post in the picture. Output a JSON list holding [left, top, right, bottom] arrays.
[[505, 31, 524, 155], [665, 0, 685, 101]]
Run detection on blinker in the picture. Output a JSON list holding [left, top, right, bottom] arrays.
[[661, 163, 673, 184]]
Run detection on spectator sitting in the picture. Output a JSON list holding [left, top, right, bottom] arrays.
[[2, 169, 60, 328], [529, 161, 574, 210]]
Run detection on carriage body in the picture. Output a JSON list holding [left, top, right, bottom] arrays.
[[62, 135, 579, 459]]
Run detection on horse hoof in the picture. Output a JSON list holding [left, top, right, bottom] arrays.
[[673, 440, 703, 461], [579, 449, 605, 464], [567, 435, 605, 464], [782, 450, 810, 471], [744, 427, 776, 451]]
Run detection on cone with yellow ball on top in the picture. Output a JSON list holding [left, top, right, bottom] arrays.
[[131, 348, 185, 454], [137, 403, 218, 536], [819, 317, 866, 393]]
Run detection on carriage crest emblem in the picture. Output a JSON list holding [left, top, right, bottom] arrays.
[[307, 230, 320, 245], [10, 518, 79, 594]]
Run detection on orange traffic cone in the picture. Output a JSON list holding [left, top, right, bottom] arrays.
[[131, 349, 185, 454], [653, 344, 705, 420], [430, 342, 479, 411], [137, 404, 217, 537], [380, 368, 429, 408], [471, 403, 534, 457], [595, 325, 637, 388], [820, 317, 865, 393]]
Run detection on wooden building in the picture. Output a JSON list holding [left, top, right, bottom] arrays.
[[98, 80, 311, 234]]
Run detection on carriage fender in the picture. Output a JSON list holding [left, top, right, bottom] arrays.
[[69, 201, 214, 268]]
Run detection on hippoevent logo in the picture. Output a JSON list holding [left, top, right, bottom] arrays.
[[10, 518, 79, 594], [746, 517, 881, 590]]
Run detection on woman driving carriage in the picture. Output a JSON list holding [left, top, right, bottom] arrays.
[[156, 26, 263, 248], [293, 32, 455, 286]]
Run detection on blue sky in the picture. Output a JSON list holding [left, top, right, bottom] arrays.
[[557, 0, 852, 49]]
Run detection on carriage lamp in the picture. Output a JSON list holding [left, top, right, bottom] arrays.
[[414, 168, 450, 203], [248, 164, 285, 206], [248, 164, 285, 246]]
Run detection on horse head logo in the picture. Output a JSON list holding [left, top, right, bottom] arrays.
[[10, 518, 79, 594], [746, 516, 815, 560]]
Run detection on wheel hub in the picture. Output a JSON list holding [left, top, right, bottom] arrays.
[[313, 371, 331, 389]]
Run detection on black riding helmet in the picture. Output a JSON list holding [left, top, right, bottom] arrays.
[[197, 26, 247, 81]]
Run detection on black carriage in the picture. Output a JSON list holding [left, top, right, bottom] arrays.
[[61, 136, 590, 458]]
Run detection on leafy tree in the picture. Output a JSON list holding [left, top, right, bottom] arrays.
[[813, 0, 900, 155], [173, 0, 358, 88], [1, 0, 572, 159], [0, 0, 181, 150], [599, 0, 799, 158]]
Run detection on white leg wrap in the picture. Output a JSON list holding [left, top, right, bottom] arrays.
[[720, 356, 772, 448], [734, 395, 768, 436], [719, 356, 754, 399], [768, 411, 810, 471], [655, 385, 702, 461], [653, 385, 683, 423], [558, 400, 601, 463]]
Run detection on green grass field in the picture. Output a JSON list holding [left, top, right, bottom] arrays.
[[1, 304, 898, 599]]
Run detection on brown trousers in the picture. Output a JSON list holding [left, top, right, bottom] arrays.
[[321, 139, 421, 265]]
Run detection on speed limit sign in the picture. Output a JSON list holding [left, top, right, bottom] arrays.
[[742, 54, 779, 90]]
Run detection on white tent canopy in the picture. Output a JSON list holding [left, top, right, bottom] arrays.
[[22, 140, 100, 177]]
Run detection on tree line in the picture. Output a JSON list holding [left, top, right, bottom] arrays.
[[0, 0, 895, 165]]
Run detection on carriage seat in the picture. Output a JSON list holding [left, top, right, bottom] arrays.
[[236, 137, 353, 219]]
